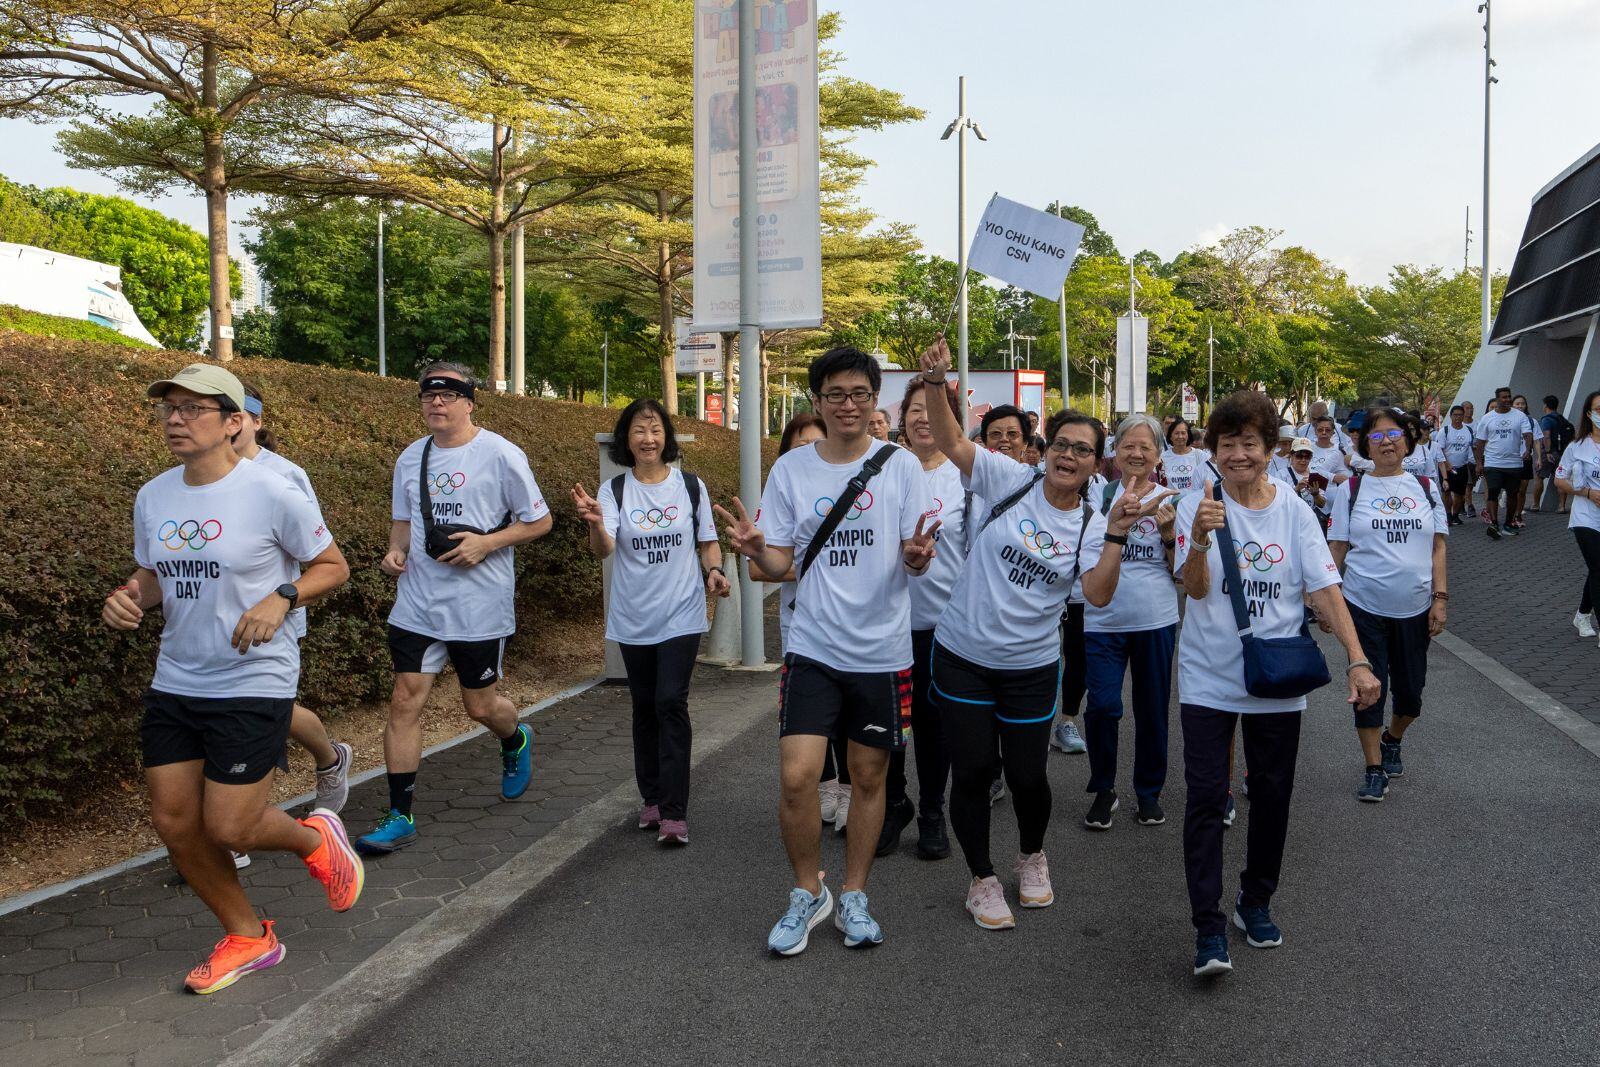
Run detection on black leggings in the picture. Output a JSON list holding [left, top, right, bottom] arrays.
[[619, 633, 699, 820], [1059, 602, 1087, 717], [887, 628, 949, 815], [1577, 527, 1600, 616], [933, 641, 1057, 879]]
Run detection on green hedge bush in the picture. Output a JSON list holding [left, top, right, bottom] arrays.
[[0, 329, 766, 820]]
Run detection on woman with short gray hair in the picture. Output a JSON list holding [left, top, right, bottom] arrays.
[[1081, 414, 1180, 831]]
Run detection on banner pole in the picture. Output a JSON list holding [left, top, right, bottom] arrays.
[[736, 0, 765, 667]]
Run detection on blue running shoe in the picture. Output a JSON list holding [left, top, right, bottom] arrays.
[[1233, 894, 1284, 948], [355, 809, 417, 855], [1380, 736, 1404, 778], [1193, 933, 1232, 976], [767, 884, 833, 957], [834, 890, 884, 949], [501, 724, 534, 800], [1050, 718, 1087, 754], [1357, 767, 1389, 803]]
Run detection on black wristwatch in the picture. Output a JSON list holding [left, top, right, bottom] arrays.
[[1104, 532, 1129, 546], [705, 565, 725, 581], [275, 583, 300, 609]]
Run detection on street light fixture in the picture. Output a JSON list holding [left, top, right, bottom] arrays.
[[941, 76, 986, 426]]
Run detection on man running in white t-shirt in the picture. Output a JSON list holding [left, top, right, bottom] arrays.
[[102, 363, 361, 995], [1474, 386, 1534, 540], [358, 363, 553, 854], [718, 346, 938, 955]]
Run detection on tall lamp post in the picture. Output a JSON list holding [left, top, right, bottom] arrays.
[[941, 76, 986, 427], [376, 209, 387, 378], [1057, 203, 1070, 408], [736, 0, 765, 667], [1478, 0, 1497, 345]]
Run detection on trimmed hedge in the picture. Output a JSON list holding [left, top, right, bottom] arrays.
[[0, 328, 769, 820]]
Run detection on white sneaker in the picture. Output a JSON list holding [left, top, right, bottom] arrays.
[[315, 741, 354, 813], [965, 876, 1015, 930], [1575, 612, 1597, 639], [818, 779, 841, 824], [231, 852, 251, 870], [834, 784, 852, 834], [1016, 851, 1054, 908]]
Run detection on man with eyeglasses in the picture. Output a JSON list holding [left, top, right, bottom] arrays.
[[357, 362, 553, 855], [102, 363, 361, 994], [717, 346, 937, 955], [1473, 386, 1534, 540]]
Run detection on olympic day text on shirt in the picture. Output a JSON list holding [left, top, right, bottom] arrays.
[[599, 468, 718, 645], [1327, 474, 1447, 618], [1084, 480, 1177, 634], [1475, 409, 1535, 468], [1557, 438, 1600, 534], [758, 443, 930, 673]]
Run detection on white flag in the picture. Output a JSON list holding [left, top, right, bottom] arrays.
[[967, 195, 1087, 300]]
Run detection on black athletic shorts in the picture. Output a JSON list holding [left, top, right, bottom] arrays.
[[1521, 458, 1534, 480], [141, 689, 293, 785], [1539, 455, 1558, 480], [1485, 467, 1521, 498], [1447, 467, 1469, 495], [388, 624, 506, 689], [778, 654, 911, 751]]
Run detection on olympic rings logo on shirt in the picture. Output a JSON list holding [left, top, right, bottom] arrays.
[[1131, 517, 1159, 540], [1369, 496, 1418, 515], [158, 518, 222, 551], [429, 471, 467, 496], [814, 489, 874, 521], [630, 505, 680, 530], [1018, 518, 1068, 561], [1234, 540, 1284, 572]]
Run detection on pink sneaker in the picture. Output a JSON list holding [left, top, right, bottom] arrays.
[[965, 876, 1015, 930], [1016, 851, 1054, 908], [638, 804, 661, 831], [657, 819, 688, 846]]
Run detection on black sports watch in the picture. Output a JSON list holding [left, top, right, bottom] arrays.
[[275, 583, 300, 609]]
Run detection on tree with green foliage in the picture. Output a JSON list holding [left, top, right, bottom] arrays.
[[829, 253, 1001, 368]]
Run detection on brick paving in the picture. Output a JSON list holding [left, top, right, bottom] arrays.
[[0, 651, 778, 1067], [1443, 503, 1599, 724]]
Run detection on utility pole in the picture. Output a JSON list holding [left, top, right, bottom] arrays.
[[1020, 333, 1035, 369], [1207, 322, 1215, 413], [376, 209, 386, 377], [1464, 205, 1472, 274], [1479, 1, 1497, 345], [1005, 317, 1018, 368], [601, 332, 609, 407], [511, 130, 525, 395], [941, 76, 987, 427], [1057, 203, 1070, 409], [736, 0, 765, 666]]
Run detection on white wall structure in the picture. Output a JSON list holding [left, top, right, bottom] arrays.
[[0, 242, 161, 346]]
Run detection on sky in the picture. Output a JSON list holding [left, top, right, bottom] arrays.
[[2, 0, 1598, 286]]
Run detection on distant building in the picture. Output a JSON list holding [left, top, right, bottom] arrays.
[[234, 256, 268, 314], [1456, 141, 1600, 422]]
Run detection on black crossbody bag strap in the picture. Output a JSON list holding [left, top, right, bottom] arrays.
[[420, 438, 437, 534], [797, 444, 900, 581], [685, 471, 703, 536], [1210, 482, 1255, 639], [972, 470, 1046, 553]]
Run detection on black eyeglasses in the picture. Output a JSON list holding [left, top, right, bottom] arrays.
[[150, 400, 225, 421], [420, 391, 466, 405], [817, 388, 875, 406], [1047, 440, 1097, 458]]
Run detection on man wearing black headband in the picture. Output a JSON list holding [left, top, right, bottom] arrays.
[[357, 362, 553, 855]]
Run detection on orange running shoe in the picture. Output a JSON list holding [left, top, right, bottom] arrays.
[[302, 807, 365, 912], [185, 920, 285, 994]]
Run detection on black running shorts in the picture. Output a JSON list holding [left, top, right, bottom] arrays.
[[388, 625, 506, 690], [141, 689, 293, 785], [778, 654, 911, 751], [1484, 467, 1521, 499], [1446, 467, 1469, 495]]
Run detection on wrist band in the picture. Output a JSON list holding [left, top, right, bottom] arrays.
[[1163, 538, 1176, 549], [1191, 536, 1213, 550], [1346, 659, 1373, 675], [1431, 591, 1449, 601], [1104, 532, 1128, 546]]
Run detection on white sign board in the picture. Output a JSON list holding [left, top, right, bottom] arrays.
[[1181, 383, 1200, 422], [879, 369, 1043, 435], [691, 0, 823, 332], [967, 195, 1087, 300], [673, 317, 723, 374], [1115, 314, 1149, 414]]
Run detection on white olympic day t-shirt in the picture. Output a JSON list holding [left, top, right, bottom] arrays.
[[1084, 481, 1178, 634], [1475, 409, 1532, 470], [389, 429, 550, 641], [247, 448, 319, 640], [1327, 473, 1447, 618], [1160, 449, 1210, 493], [759, 443, 930, 672], [1401, 442, 1443, 480], [910, 459, 970, 632], [1437, 424, 1475, 469], [1267, 453, 1296, 485], [1173, 484, 1341, 713], [1299, 424, 1353, 453], [134, 460, 334, 699], [1557, 438, 1600, 533], [935, 447, 1107, 671], [599, 468, 716, 645], [1308, 443, 1350, 483]]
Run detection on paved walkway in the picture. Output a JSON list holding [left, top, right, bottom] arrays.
[[1446, 504, 1598, 724], [0, 656, 773, 1067], [320, 644, 1600, 1066]]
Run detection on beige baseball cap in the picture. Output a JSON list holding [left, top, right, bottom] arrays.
[[147, 363, 246, 412], [1291, 436, 1315, 454]]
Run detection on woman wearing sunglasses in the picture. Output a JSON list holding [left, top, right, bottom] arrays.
[[1326, 408, 1448, 803]]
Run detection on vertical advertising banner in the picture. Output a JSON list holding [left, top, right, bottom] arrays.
[[692, 0, 823, 332], [1115, 314, 1149, 414]]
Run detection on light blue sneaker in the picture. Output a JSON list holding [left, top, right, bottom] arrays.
[[767, 884, 833, 957], [501, 724, 534, 800], [355, 809, 417, 855], [1050, 718, 1086, 754], [834, 890, 884, 949]]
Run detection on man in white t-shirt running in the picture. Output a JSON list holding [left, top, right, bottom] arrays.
[[102, 363, 361, 995], [358, 363, 553, 855], [1473, 386, 1534, 540], [718, 346, 938, 956]]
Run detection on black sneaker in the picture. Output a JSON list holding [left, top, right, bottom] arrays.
[[874, 797, 915, 857], [1084, 791, 1118, 831], [1487, 524, 1501, 540], [1137, 797, 1166, 826], [915, 812, 951, 860]]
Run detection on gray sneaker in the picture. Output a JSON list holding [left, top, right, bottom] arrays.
[[1050, 719, 1087, 754], [315, 741, 354, 814]]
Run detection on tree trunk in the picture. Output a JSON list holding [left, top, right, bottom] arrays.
[[200, 44, 232, 361], [656, 189, 678, 415], [487, 123, 507, 389]]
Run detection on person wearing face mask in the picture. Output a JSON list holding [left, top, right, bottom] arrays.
[[918, 338, 1164, 931], [1508, 395, 1541, 529], [1554, 390, 1600, 644], [1326, 409, 1448, 802], [1081, 415, 1180, 830]]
